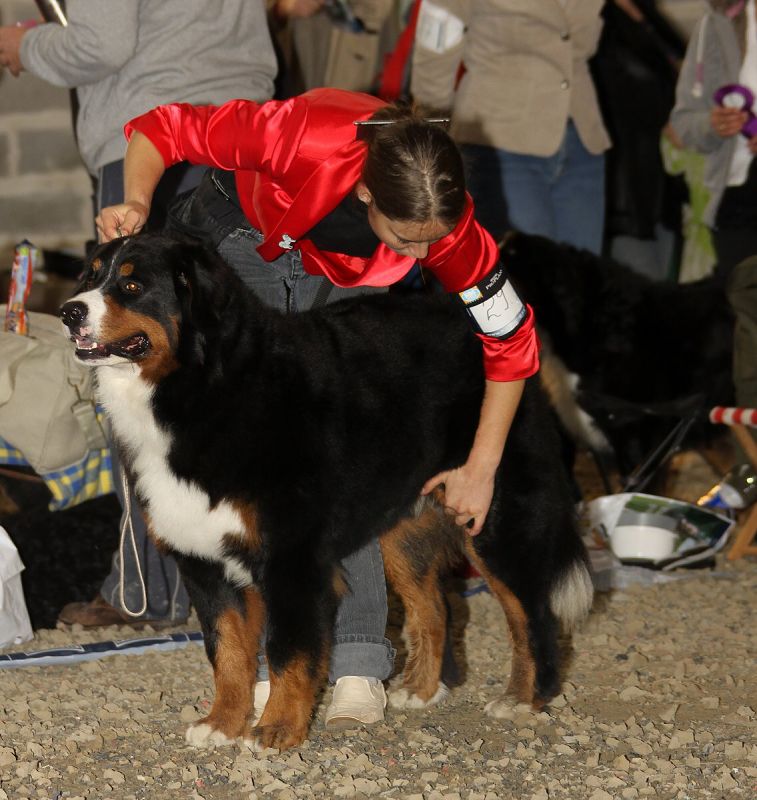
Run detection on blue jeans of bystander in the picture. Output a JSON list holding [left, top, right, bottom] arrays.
[[462, 120, 606, 255]]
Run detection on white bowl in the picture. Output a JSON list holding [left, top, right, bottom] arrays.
[[609, 524, 677, 561]]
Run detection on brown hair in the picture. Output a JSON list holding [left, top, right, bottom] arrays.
[[359, 103, 466, 227]]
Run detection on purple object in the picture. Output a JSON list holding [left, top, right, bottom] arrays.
[[713, 84, 757, 138]]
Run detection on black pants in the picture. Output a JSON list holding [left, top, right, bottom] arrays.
[[713, 160, 757, 285]]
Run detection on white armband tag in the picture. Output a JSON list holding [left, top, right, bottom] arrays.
[[457, 267, 527, 339], [416, 1, 465, 54]]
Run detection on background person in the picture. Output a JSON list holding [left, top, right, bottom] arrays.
[[409, 0, 610, 253], [670, 0, 757, 285]]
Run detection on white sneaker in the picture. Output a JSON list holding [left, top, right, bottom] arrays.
[[325, 676, 387, 729], [251, 680, 270, 726]]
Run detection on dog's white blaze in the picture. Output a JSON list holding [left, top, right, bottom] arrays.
[[96, 366, 251, 587], [70, 288, 108, 335], [66, 289, 131, 366]]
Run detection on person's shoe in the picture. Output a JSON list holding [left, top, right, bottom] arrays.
[[57, 594, 187, 629], [251, 680, 271, 726], [325, 676, 387, 729]]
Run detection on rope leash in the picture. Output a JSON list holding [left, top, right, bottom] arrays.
[[117, 468, 148, 618]]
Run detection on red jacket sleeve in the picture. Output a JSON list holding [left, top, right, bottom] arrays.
[[124, 97, 307, 177], [423, 199, 540, 382]]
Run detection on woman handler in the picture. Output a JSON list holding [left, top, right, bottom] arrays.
[[96, 88, 539, 729]]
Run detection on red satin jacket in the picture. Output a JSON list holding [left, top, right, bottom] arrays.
[[125, 88, 538, 381]]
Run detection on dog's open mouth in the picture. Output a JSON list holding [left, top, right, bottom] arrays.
[[71, 332, 150, 360]]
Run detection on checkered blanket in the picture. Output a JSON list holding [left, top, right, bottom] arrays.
[[0, 437, 113, 511]]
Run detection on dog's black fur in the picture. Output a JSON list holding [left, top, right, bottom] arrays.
[[61, 233, 592, 751], [503, 232, 735, 477]]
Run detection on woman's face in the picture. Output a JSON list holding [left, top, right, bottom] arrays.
[[357, 184, 454, 260]]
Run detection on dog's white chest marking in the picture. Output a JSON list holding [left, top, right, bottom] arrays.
[[96, 366, 251, 587]]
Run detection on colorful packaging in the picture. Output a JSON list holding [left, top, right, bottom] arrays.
[[4, 240, 39, 336]]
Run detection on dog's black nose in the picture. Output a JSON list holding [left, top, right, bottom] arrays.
[[60, 300, 88, 328]]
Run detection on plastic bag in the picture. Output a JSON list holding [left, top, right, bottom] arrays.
[[0, 525, 34, 649]]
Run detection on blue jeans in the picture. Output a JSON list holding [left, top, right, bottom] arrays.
[[169, 173, 396, 683], [462, 121, 606, 255]]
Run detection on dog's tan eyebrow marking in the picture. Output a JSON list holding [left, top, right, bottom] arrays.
[[119, 262, 135, 277], [91, 258, 103, 272]]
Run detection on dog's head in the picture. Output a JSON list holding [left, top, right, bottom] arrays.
[[60, 233, 237, 380]]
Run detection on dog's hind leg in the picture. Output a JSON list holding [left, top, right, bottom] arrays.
[[177, 557, 264, 747], [463, 538, 560, 712], [381, 506, 459, 709]]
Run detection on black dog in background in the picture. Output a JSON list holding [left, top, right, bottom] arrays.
[[503, 232, 735, 481]]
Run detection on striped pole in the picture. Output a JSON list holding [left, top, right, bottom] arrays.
[[709, 406, 757, 428]]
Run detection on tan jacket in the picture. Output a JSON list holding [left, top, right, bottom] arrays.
[[411, 0, 611, 156], [273, 0, 399, 95]]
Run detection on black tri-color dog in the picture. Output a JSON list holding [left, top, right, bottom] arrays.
[[60, 233, 592, 752]]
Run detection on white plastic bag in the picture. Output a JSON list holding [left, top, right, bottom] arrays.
[[0, 526, 33, 649]]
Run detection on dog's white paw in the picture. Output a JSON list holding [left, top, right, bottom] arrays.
[[484, 699, 532, 720], [241, 736, 267, 753], [388, 682, 449, 709], [185, 722, 235, 747]]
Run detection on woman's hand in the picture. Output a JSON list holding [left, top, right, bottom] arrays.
[[711, 106, 748, 138], [422, 463, 495, 537], [275, 0, 325, 19], [0, 25, 26, 77], [95, 201, 149, 242], [421, 378, 526, 537]]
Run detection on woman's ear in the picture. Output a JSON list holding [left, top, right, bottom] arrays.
[[355, 181, 372, 205]]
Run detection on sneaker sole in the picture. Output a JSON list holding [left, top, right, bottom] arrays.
[[325, 714, 384, 730]]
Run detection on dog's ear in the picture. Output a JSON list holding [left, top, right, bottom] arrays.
[[172, 239, 231, 368]]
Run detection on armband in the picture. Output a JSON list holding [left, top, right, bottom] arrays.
[[455, 266, 526, 339]]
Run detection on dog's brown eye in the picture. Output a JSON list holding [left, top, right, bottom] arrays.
[[120, 279, 143, 295]]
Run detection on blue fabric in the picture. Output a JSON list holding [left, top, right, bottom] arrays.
[[0, 432, 113, 512]]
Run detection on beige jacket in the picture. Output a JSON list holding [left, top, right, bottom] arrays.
[[273, 0, 399, 94], [411, 0, 611, 156]]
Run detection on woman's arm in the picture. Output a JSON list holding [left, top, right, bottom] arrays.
[[95, 131, 166, 241], [422, 377, 524, 536], [19, 1, 138, 87]]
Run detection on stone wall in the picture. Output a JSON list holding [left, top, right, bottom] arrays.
[[0, 0, 93, 269]]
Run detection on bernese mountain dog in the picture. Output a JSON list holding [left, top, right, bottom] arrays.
[[502, 232, 735, 481], [60, 233, 592, 752]]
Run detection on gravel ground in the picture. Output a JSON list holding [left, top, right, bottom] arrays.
[[1, 451, 755, 800]]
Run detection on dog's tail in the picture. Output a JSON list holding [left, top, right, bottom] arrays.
[[549, 557, 594, 633]]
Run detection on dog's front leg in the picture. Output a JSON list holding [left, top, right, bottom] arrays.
[[177, 557, 265, 746], [252, 557, 339, 750]]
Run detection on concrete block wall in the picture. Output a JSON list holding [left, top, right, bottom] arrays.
[[0, 0, 93, 269]]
